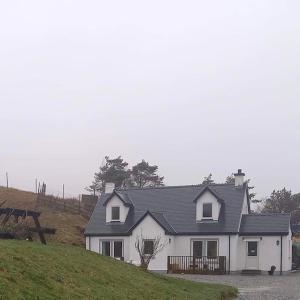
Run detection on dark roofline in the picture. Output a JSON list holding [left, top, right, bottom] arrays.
[[102, 191, 132, 207], [239, 232, 289, 236], [127, 211, 175, 234], [192, 186, 224, 204]]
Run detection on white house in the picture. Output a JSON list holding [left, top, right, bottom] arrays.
[[85, 169, 292, 275]]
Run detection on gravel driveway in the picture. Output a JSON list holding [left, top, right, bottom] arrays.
[[167, 272, 300, 299]]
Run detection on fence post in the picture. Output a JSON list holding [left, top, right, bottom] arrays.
[[167, 256, 170, 273]]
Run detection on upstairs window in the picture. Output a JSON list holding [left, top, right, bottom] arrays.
[[111, 207, 120, 221], [143, 240, 154, 255], [203, 203, 212, 218]]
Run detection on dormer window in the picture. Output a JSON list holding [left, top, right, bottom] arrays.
[[203, 203, 212, 218], [111, 207, 120, 221]]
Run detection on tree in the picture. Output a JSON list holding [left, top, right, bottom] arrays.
[[224, 174, 258, 203], [88, 156, 130, 193], [262, 188, 300, 223], [135, 233, 167, 270], [202, 173, 214, 185], [225, 174, 235, 184], [129, 160, 164, 188]]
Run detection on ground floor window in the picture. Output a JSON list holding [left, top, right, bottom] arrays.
[[192, 239, 218, 257], [100, 240, 123, 259], [143, 239, 154, 255]]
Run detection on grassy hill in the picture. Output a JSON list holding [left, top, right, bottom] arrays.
[[0, 187, 86, 246], [0, 240, 237, 300]]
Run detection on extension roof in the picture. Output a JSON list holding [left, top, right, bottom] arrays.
[[239, 214, 291, 236], [85, 183, 251, 236]]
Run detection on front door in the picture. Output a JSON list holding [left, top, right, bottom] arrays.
[[245, 241, 259, 269]]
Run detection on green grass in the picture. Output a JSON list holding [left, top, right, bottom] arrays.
[[0, 240, 237, 300]]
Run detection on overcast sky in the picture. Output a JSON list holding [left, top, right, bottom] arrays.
[[0, 1, 299, 198]]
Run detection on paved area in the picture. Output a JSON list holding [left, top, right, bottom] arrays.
[[167, 272, 300, 299]]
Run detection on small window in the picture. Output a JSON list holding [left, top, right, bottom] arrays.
[[113, 241, 123, 258], [203, 203, 212, 218], [247, 241, 258, 257], [207, 241, 218, 257], [143, 240, 154, 255], [193, 241, 203, 257], [102, 241, 111, 256], [111, 207, 120, 221]]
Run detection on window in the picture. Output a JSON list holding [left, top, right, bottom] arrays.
[[101, 241, 123, 258], [102, 241, 111, 256], [143, 240, 154, 255], [113, 241, 123, 258], [193, 241, 203, 257], [207, 241, 218, 257], [111, 207, 120, 221], [203, 203, 212, 218], [192, 240, 218, 257], [247, 241, 257, 257]]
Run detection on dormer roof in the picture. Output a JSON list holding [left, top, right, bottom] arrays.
[[102, 190, 133, 207], [192, 186, 224, 204]]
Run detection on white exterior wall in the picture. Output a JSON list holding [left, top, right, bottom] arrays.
[[196, 191, 221, 221], [129, 215, 173, 271], [105, 196, 129, 223], [237, 234, 292, 272], [86, 235, 130, 261]]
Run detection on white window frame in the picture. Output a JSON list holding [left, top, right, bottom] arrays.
[[190, 239, 219, 257], [143, 239, 155, 256], [111, 206, 120, 221], [99, 239, 124, 258], [202, 202, 213, 219]]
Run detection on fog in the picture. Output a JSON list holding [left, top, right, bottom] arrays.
[[1, 1, 299, 198]]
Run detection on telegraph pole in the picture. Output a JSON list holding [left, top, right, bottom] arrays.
[[6, 172, 8, 188]]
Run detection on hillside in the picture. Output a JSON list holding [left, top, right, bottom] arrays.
[[0, 187, 86, 246], [0, 240, 237, 300]]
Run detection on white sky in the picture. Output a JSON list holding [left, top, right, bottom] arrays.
[[0, 1, 299, 198]]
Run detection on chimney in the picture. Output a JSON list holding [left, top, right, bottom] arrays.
[[234, 169, 245, 187], [105, 182, 115, 194]]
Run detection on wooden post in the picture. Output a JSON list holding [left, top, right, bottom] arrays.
[[167, 256, 170, 273], [6, 172, 8, 188], [63, 184, 65, 200], [32, 216, 47, 245], [78, 195, 81, 214]]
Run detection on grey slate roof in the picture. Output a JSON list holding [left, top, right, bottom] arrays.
[[85, 183, 250, 236], [239, 214, 291, 235]]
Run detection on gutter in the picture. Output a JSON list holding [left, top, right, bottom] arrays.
[[228, 235, 231, 274], [280, 235, 283, 275]]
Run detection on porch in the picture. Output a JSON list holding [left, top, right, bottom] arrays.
[[167, 256, 227, 275]]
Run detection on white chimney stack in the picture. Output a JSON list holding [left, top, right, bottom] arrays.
[[234, 169, 245, 187], [105, 182, 115, 194]]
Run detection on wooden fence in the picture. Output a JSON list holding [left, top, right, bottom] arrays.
[[167, 256, 226, 275], [36, 194, 95, 219]]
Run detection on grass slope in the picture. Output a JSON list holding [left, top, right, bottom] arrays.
[[0, 240, 237, 300], [0, 187, 86, 246]]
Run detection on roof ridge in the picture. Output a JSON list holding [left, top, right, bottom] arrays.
[[116, 183, 235, 192]]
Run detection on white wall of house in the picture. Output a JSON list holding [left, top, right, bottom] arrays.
[[196, 191, 221, 221], [86, 231, 292, 273], [173, 234, 241, 272], [86, 235, 130, 261], [237, 234, 292, 272], [129, 215, 173, 271], [105, 196, 129, 223]]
